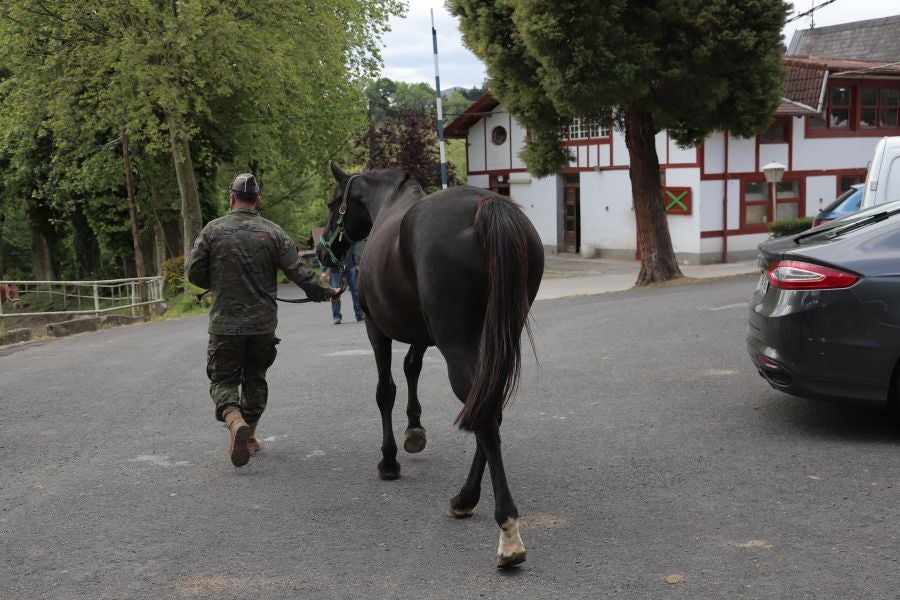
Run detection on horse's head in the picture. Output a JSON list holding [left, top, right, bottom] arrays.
[[3, 284, 21, 309], [316, 164, 373, 269]]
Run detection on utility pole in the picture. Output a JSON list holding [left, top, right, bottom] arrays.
[[121, 124, 150, 321], [431, 9, 448, 189]]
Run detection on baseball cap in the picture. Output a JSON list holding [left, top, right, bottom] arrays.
[[229, 173, 260, 195]]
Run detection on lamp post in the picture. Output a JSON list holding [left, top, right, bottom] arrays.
[[762, 161, 786, 222]]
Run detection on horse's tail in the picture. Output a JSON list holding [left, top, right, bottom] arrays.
[[455, 195, 535, 431]]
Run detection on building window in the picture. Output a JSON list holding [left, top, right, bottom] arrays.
[[809, 81, 900, 134], [759, 120, 788, 143], [744, 181, 769, 225], [566, 117, 609, 140], [861, 87, 878, 128], [839, 173, 866, 193], [861, 86, 900, 128], [775, 180, 801, 220], [743, 179, 802, 227], [491, 126, 508, 145]]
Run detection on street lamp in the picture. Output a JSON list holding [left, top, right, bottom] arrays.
[[762, 161, 786, 222]]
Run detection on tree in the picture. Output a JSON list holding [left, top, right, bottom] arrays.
[[450, 0, 788, 284], [1, 0, 403, 276], [363, 110, 458, 192], [360, 78, 464, 190]]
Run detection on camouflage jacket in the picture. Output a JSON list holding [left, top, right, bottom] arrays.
[[187, 209, 332, 335]]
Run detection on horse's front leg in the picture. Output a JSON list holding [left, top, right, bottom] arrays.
[[477, 417, 525, 568], [402, 344, 428, 453], [367, 323, 399, 480]]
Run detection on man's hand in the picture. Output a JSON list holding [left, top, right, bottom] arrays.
[[330, 287, 343, 298]]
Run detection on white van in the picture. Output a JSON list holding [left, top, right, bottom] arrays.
[[860, 136, 900, 209]]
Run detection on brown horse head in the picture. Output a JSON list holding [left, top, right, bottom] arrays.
[[1, 284, 21, 309]]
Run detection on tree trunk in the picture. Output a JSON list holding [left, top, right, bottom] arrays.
[[72, 204, 100, 278], [154, 222, 167, 276], [166, 112, 203, 273], [624, 107, 683, 286], [30, 230, 50, 280], [0, 209, 5, 278]]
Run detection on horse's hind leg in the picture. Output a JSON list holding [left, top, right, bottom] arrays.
[[446, 356, 524, 567], [448, 445, 485, 518], [402, 344, 428, 453], [367, 323, 400, 480], [477, 418, 525, 567]]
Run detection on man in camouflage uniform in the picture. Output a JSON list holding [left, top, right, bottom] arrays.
[[188, 173, 337, 467]]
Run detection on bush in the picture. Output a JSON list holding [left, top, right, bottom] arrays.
[[768, 217, 814, 238], [162, 256, 186, 295]]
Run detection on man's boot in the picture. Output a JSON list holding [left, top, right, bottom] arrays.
[[223, 407, 250, 467], [247, 421, 261, 455]]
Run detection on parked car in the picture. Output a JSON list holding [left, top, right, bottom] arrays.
[[812, 184, 863, 227], [859, 136, 900, 209], [747, 198, 900, 408]]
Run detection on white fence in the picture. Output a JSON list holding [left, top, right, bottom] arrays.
[[0, 277, 165, 319]]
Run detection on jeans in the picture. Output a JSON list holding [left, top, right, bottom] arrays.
[[329, 262, 363, 320]]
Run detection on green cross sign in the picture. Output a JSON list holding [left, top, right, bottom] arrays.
[[665, 190, 689, 211]]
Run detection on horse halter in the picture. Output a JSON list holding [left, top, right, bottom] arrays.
[[318, 174, 361, 272]]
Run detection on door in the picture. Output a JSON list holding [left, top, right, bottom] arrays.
[[563, 173, 580, 253], [489, 173, 511, 197]]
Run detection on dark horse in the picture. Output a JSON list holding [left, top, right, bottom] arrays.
[[317, 165, 544, 567]]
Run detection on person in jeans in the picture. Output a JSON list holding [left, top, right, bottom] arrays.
[[188, 173, 339, 467], [325, 239, 365, 325]]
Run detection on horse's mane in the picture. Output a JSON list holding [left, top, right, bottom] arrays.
[[366, 168, 422, 197]]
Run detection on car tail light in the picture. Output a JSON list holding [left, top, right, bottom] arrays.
[[811, 218, 827, 227], [767, 260, 859, 290]]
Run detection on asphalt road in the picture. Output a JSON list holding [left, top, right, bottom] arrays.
[[4, 275, 900, 599]]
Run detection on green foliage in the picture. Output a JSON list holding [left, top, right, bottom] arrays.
[[768, 217, 814, 238], [362, 111, 459, 193], [0, 0, 405, 280], [162, 256, 186, 295], [446, 139, 468, 184], [161, 291, 209, 319], [357, 78, 467, 191], [443, 90, 476, 122]]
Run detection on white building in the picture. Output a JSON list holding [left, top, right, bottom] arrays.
[[445, 17, 900, 263]]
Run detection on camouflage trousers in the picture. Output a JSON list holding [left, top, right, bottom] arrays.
[[207, 333, 279, 424]]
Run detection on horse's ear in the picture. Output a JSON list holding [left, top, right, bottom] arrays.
[[331, 163, 350, 186]]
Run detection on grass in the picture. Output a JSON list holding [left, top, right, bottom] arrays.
[[157, 291, 209, 320]]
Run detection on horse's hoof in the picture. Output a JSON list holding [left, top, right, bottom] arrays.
[[447, 505, 475, 519], [448, 494, 476, 518], [378, 461, 400, 480], [404, 428, 427, 453], [497, 550, 526, 569], [496, 518, 526, 568]]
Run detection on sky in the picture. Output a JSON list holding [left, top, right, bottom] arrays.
[[379, 0, 900, 90]]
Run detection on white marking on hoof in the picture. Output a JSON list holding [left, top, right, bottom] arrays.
[[496, 518, 526, 568]]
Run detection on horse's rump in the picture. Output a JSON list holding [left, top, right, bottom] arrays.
[[403, 190, 542, 431]]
